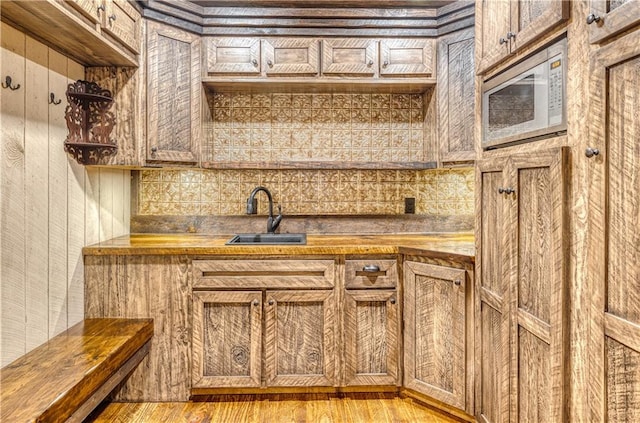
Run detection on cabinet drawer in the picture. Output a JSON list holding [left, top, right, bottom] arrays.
[[193, 259, 335, 289], [345, 259, 398, 289]]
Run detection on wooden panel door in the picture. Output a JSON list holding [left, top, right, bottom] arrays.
[[438, 28, 475, 164], [262, 38, 319, 76], [475, 158, 509, 423], [264, 290, 335, 387], [192, 291, 262, 388], [510, 0, 568, 55], [379, 39, 435, 77], [587, 29, 640, 423], [343, 290, 399, 386], [404, 261, 467, 410], [204, 38, 261, 75], [476, 0, 511, 74], [506, 148, 568, 423], [321, 38, 377, 76], [65, 0, 102, 24], [103, 0, 141, 53], [146, 21, 201, 164], [588, 0, 640, 44]]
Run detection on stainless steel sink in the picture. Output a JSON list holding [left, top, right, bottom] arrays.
[[225, 233, 307, 245]]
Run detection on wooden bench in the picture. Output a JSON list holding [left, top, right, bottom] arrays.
[[1, 318, 153, 423]]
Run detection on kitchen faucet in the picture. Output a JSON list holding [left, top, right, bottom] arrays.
[[246, 186, 283, 233]]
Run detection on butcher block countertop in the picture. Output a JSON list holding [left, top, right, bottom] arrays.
[[83, 233, 475, 263]]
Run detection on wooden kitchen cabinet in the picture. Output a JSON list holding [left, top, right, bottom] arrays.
[[343, 258, 400, 386], [476, 0, 568, 74], [321, 38, 378, 76], [586, 0, 640, 44], [203, 37, 261, 76], [192, 291, 262, 389], [379, 39, 435, 77], [265, 290, 336, 387], [101, 0, 141, 54], [146, 20, 201, 164], [586, 29, 640, 423], [438, 28, 475, 164], [475, 147, 568, 422], [262, 38, 320, 76], [404, 261, 468, 411]]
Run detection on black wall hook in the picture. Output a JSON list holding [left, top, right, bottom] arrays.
[[49, 92, 62, 105], [1, 76, 20, 90]]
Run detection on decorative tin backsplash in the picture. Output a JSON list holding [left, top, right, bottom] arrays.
[[137, 168, 474, 216], [202, 92, 431, 163]]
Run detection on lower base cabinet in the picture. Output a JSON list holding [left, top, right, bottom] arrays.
[[403, 260, 469, 412]]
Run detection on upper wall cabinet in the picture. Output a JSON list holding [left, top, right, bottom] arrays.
[[204, 38, 261, 76], [379, 39, 435, 77], [263, 38, 320, 76], [586, 0, 640, 44], [0, 0, 140, 66], [146, 21, 201, 165], [322, 39, 377, 77], [476, 0, 568, 74]]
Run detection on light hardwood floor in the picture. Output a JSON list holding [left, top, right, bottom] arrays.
[[87, 395, 463, 422]]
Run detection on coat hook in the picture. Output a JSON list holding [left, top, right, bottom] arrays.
[[1, 76, 20, 90], [49, 92, 62, 105]]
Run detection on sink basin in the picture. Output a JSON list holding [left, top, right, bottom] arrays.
[[226, 233, 307, 245]]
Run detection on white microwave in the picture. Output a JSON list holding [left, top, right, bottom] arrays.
[[482, 38, 567, 149]]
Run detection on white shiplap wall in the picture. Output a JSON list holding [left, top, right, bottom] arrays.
[[0, 23, 131, 366]]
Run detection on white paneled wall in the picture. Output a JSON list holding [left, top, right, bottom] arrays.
[[0, 23, 131, 366]]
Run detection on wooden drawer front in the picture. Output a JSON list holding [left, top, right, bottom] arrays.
[[65, 0, 102, 24], [205, 38, 261, 75], [322, 39, 377, 76], [104, 0, 141, 53], [193, 259, 335, 289], [263, 39, 320, 76], [345, 259, 398, 289], [380, 39, 435, 77]]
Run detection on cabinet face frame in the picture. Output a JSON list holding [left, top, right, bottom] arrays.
[[264, 290, 336, 387], [343, 289, 399, 386], [379, 39, 435, 77], [587, 29, 640, 423], [192, 291, 263, 388], [321, 38, 377, 76], [146, 21, 201, 164], [262, 38, 320, 76], [204, 38, 261, 75], [404, 261, 467, 410], [588, 0, 640, 44]]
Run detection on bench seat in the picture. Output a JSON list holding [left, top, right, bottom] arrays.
[[1, 318, 153, 423]]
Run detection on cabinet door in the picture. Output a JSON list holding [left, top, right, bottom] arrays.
[[321, 39, 377, 76], [344, 290, 399, 386], [103, 0, 141, 54], [404, 261, 467, 410], [475, 159, 509, 423], [379, 39, 435, 77], [65, 0, 102, 24], [510, 0, 568, 54], [262, 38, 319, 76], [438, 28, 475, 164], [588, 0, 640, 44], [192, 291, 262, 388], [204, 38, 261, 75], [264, 290, 335, 387], [506, 148, 568, 423], [587, 30, 640, 423], [476, 0, 511, 74], [146, 21, 200, 164]]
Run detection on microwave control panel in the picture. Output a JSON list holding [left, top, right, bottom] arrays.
[[548, 56, 564, 126]]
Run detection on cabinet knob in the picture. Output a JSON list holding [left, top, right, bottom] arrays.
[[267, 60, 273, 68], [268, 299, 275, 306], [252, 299, 259, 306], [507, 32, 516, 40], [150, 146, 158, 154], [97, 4, 105, 16], [251, 58, 258, 67], [499, 37, 508, 45], [454, 279, 461, 286], [109, 14, 117, 24], [585, 147, 600, 158], [390, 297, 396, 304], [498, 187, 515, 195], [586, 13, 601, 25], [362, 265, 380, 273], [382, 60, 389, 68], [367, 60, 373, 67]]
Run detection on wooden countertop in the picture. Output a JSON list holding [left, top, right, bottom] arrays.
[[83, 233, 475, 263]]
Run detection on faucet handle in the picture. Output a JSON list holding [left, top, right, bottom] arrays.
[[277, 204, 282, 215]]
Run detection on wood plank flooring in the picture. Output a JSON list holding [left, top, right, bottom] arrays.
[[86, 395, 463, 422]]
